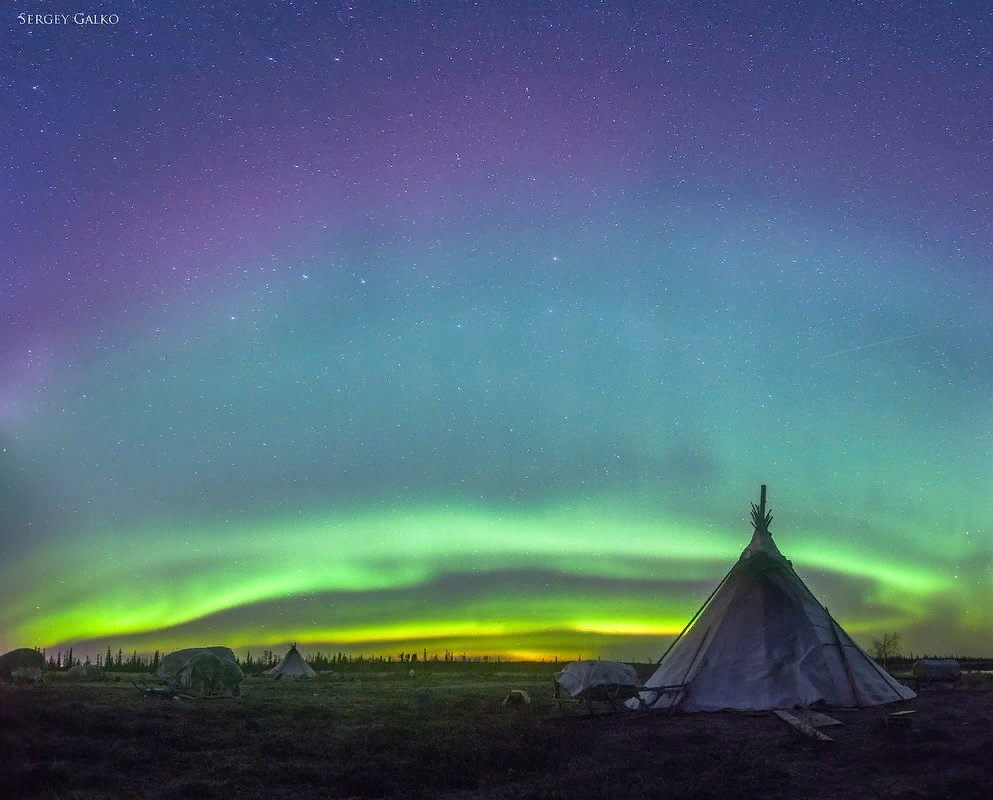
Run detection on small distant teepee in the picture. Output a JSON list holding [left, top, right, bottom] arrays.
[[634, 486, 916, 712], [265, 644, 317, 680]]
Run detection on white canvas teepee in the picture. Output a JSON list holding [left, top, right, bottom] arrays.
[[265, 644, 317, 679], [635, 486, 916, 712]]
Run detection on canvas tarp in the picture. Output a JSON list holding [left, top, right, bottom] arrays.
[[66, 663, 101, 680], [555, 660, 640, 699], [912, 659, 961, 682], [157, 646, 243, 696], [0, 648, 46, 683]]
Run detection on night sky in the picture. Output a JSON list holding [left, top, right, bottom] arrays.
[[3, 2, 991, 662]]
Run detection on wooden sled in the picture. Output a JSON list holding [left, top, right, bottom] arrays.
[[133, 680, 203, 700], [773, 708, 842, 741]]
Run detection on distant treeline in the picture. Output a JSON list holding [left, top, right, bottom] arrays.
[[40, 646, 543, 675], [877, 655, 993, 672], [41, 647, 992, 676]]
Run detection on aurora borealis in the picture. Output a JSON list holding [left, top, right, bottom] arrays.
[[3, 2, 991, 662]]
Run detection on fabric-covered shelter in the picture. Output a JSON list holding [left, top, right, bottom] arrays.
[[156, 646, 244, 696], [265, 644, 317, 679], [0, 648, 46, 683], [66, 663, 101, 680], [634, 486, 916, 712]]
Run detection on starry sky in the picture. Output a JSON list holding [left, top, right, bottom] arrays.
[[2, 1, 991, 662]]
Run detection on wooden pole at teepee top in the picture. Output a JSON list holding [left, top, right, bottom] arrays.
[[751, 484, 773, 535]]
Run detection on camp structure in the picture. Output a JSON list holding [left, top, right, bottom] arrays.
[[156, 646, 244, 697], [634, 486, 916, 712], [912, 659, 961, 684], [555, 660, 641, 702], [265, 644, 317, 679], [555, 660, 642, 712], [0, 648, 46, 683], [66, 663, 101, 680]]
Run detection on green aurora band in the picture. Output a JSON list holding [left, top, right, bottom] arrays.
[[4, 499, 967, 661]]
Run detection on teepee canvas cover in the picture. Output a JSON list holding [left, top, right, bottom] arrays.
[[265, 644, 317, 679], [637, 486, 915, 712]]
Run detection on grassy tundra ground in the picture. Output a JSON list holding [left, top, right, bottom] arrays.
[[2, 663, 992, 799]]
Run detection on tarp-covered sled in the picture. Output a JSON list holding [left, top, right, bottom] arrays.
[[554, 660, 642, 713]]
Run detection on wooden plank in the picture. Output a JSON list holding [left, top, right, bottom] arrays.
[[803, 710, 842, 727], [883, 709, 916, 727], [773, 709, 833, 741]]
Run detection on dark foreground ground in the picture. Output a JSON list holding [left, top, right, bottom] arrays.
[[2, 665, 991, 799]]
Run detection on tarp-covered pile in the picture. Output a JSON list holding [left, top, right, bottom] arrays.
[[156, 646, 244, 697], [555, 660, 641, 700], [912, 659, 961, 683], [0, 648, 46, 683], [66, 663, 101, 680]]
